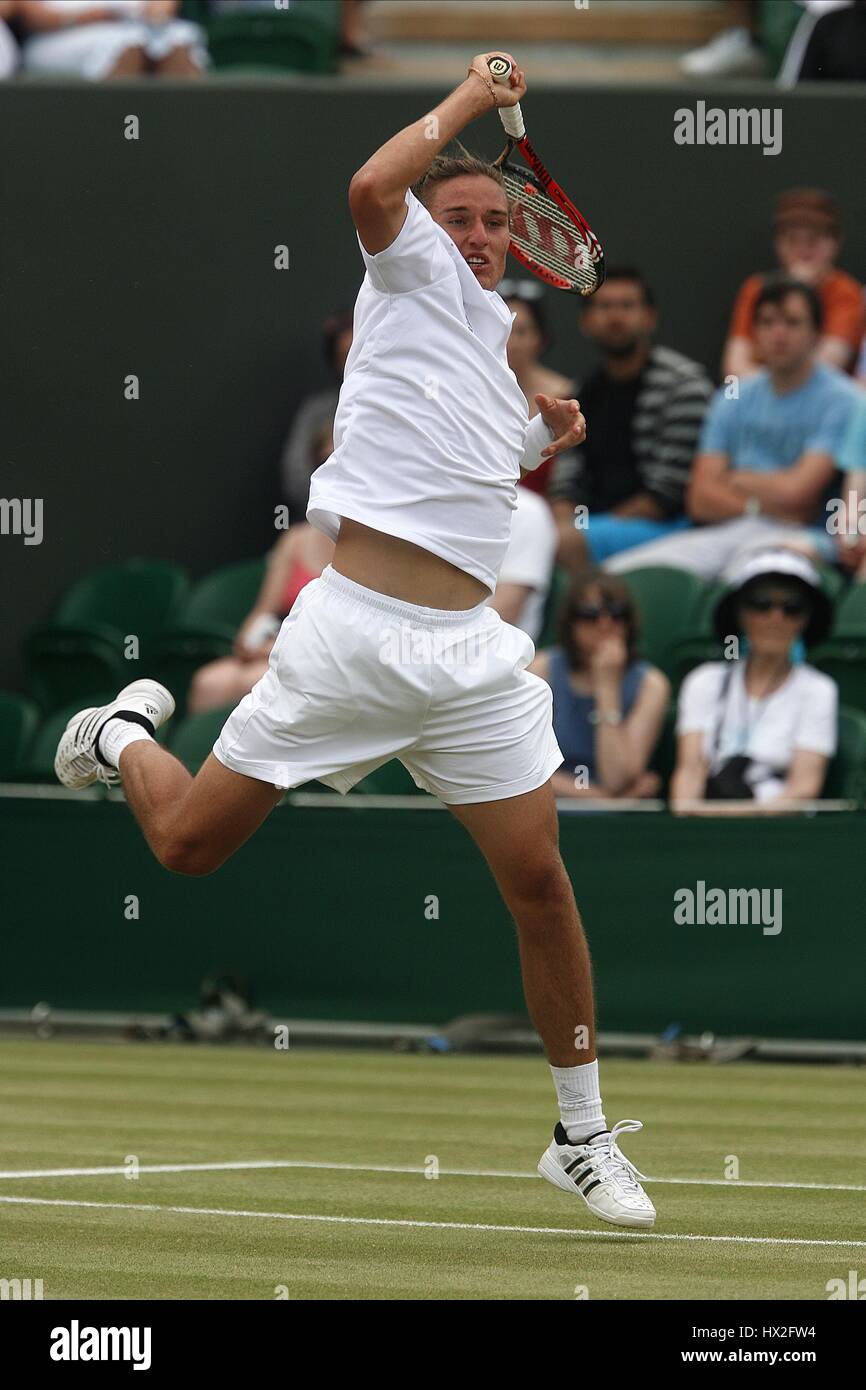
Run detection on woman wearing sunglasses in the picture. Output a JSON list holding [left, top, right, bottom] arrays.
[[671, 549, 837, 814], [529, 573, 670, 799]]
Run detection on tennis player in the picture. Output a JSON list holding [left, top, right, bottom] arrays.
[[55, 53, 655, 1228]]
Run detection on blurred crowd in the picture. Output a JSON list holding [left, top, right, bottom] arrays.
[[681, 0, 866, 83], [199, 183, 866, 815], [0, 0, 369, 78], [1, 0, 865, 83]]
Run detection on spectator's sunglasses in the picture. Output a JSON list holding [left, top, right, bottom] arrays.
[[571, 600, 630, 623], [742, 590, 809, 618]]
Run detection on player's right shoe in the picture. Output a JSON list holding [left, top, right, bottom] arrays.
[[54, 679, 175, 789], [537, 1118, 656, 1228]]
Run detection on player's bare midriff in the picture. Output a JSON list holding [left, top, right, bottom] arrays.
[[332, 517, 490, 610]]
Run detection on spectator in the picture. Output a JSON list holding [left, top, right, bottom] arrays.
[[501, 279, 576, 499], [280, 309, 352, 523], [548, 268, 712, 571], [529, 572, 669, 800], [0, 1, 18, 78], [723, 189, 865, 378], [671, 549, 837, 814], [607, 277, 861, 580], [488, 483, 557, 643], [187, 520, 335, 715], [18, 1, 207, 79], [779, 0, 866, 85]]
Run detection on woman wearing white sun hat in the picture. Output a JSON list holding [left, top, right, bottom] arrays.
[[671, 548, 838, 815]]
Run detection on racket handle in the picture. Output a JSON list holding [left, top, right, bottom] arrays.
[[486, 55, 525, 141]]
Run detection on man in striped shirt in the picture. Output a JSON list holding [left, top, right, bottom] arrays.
[[549, 268, 712, 570]]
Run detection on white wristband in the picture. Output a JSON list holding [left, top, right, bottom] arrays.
[[519, 411, 556, 473]]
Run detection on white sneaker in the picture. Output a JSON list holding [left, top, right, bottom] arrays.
[[54, 679, 175, 789], [538, 1119, 656, 1228], [680, 27, 766, 77]]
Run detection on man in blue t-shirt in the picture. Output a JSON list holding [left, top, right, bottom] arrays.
[[606, 276, 861, 579]]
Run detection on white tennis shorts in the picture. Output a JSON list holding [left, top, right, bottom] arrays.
[[212, 565, 562, 805]]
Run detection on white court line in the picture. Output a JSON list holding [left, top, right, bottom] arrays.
[[1, 1193, 864, 1249], [0, 1157, 863, 1194]]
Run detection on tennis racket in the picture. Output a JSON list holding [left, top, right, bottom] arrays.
[[486, 55, 605, 296]]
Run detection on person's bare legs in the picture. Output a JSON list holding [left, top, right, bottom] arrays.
[[117, 744, 284, 876], [452, 780, 657, 1223], [187, 657, 270, 716], [449, 780, 595, 1066], [151, 45, 203, 77], [106, 45, 148, 76]]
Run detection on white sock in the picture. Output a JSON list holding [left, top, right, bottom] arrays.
[[98, 718, 153, 769], [549, 1060, 607, 1144]]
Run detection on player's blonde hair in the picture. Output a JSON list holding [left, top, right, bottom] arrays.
[[412, 144, 512, 220]]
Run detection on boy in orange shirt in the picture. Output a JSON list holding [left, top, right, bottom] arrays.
[[723, 189, 864, 379]]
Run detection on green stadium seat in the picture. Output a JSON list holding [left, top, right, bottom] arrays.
[[537, 565, 571, 650], [0, 692, 41, 781], [50, 558, 189, 634], [825, 580, 866, 637], [152, 558, 267, 716], [619, 567, 708, 675], [23, 560, 189, 713], [666, 579, 726, 688], [158, 558, 266, 636], [649, 706, 678, 797], [817, 565, 847, 610], [169, 705, 235, 774], [812, 644, 866, 714], [23, 627, 132, 716], [201, 0, 341, 75], [823, 707, 866, 804]]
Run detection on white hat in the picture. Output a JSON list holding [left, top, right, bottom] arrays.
[[722, 547, 823, 593], [714, 547, 833, 647]]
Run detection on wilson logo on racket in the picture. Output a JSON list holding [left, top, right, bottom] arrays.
[[510, 204, 593, 279]]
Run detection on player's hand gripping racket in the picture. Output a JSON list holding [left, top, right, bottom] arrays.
[[486, 55, 604, 296]]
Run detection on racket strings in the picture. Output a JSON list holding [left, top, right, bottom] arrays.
[[510, 224, 597, 293], [501, 170, 602, 294]]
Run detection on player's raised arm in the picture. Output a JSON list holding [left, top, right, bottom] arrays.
[[348, 53, 526, 255]]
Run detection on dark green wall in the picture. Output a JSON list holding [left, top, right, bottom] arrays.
[[3, 79, 865, 691], [1, 797, 861, 1041]]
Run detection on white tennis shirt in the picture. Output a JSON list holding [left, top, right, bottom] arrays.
[[307, 187, 554, 593]]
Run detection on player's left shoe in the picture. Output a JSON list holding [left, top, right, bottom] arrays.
[[537, 1118, 656, 1228], [54, 679, 175, 789]]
